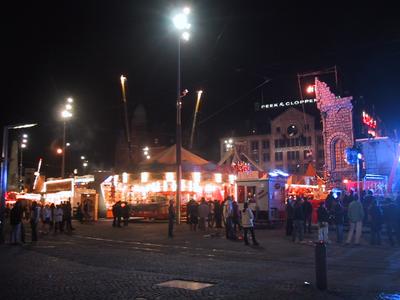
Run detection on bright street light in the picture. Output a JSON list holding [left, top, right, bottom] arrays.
[[60, 97, 74, 177], [81, 156, 85, 160]]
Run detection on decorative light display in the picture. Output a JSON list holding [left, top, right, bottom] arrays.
[[232, 161, 251, 172], [362, 111, 377, 129]]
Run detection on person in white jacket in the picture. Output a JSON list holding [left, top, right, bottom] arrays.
[[241, 202, 259, 246]]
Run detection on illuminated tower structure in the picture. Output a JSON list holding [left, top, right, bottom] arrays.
[[315, 78, 355, 185]]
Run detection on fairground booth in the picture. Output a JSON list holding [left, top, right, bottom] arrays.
[[100, 145, 236, 219]]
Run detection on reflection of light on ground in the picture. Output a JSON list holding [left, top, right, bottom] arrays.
[[379, 293, 400, 300]]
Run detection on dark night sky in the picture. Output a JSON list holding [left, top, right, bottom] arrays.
[[3, 1, 400, 177]]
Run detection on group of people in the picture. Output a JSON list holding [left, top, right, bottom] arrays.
[[183, 196, 258, 246], [286, 190, 400, 246], [7, 200, 75, 245], [111, 201, 131, 227]]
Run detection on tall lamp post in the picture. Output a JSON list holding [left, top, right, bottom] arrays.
[[61, 97, 73, 178], [172, 6, 191, 224], [0, 123, 37, 243], [19, 133, 29, 191]]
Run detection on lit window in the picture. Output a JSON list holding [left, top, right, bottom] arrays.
[[334, 139, 347, 169]]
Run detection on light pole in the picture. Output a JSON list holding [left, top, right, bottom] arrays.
[[172, 6, 191, 224], [189, 90, 203, 149], [19, 133, 28, 191], [0, 123, 37, 244], [60, 97, 73, 178]]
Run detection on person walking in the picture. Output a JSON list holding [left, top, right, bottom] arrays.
[[232, 199, 241, 235], [345, 198, 364, 245], [54, 205, 64, 233], [30, 201, 41, 242], [42, 204, 52, 234], [333, 199, 345, 243], [187, 199, 199, 231], [285, 198, 294, 236], [10, 201, 23, 245], [207, 200, 215, 229], [122, 202, 130, 226], [214, 200, 222, 228], [302, 197, 313, 234], [369, 199, 383, 245], [64, 201, 73, 232], [198, 198, 210, 231], [168, 200, 175, 238], [241, 202, 259, 246], [317, 202, 329, 243], [292, 199, 305, 243]]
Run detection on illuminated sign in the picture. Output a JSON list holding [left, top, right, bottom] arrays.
[[261, 98, 317, 109], [362, 111, 377, 129]]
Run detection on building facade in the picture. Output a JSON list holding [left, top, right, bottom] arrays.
[[220, 108, 324, 174]]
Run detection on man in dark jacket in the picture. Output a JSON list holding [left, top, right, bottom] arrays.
[[317, 202, 330, 242], [285, 199, 294, 236], [292, 199, 305, 242], [333, 199, 345, 243]]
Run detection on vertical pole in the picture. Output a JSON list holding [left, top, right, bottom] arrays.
[[0, 126, 9, 244], [357, 157, 361, 201], [61, 121, 66, 178], [189, 91, 202, 149], [315, 241, 327, 290], [121, 77, 132, 162], [176, 38, 182, 225], [19, 146, 23, 191]]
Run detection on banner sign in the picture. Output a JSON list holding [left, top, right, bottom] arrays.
[[260, 98, 317, 109]]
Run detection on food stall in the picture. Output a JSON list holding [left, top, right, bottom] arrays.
[[235, 169, 288, 223]]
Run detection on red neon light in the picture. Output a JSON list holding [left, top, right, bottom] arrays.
[[362, 112, 377, 129]]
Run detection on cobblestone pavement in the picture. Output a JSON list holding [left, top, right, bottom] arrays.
[[1, 220, 400, 299]]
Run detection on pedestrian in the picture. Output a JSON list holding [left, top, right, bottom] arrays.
[[64, 201, 73, 232], [285, 198, 294, 236], [345, 197, 364, 245], [223, 196, 235, 239], [214, 200, 222, 228], [292, 198, 305, 243], [232, 199, 241, 235], [187, 199, 198, 231], [122, 202, 130, 226], [369, 199, 383, 245], [54, 205, 64, 233], [363, 190, 375, 225], [302, 197, 313, 234], [112, 202, 118, 227], [317, 202, 329, 243], [168, 200, 175, 238], [42, 204, 52, 234], [241, 202, 259, 246], [332, 199, 345, 243], [76, 202, 83, 224], [112, 201, 122, 227], [207, 200, 215, 229], [382, 198, 400, 246], [198, 198, 210, 231], [30, 201, 41, 242], [50, 203, 55, 230], [10, 201, 23, 245]]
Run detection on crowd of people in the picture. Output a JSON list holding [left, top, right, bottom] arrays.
[[6, 200, 76, 245], [285, 190, 400, 246], [185, 196, 258, 246], [111, 201, 131, 227]]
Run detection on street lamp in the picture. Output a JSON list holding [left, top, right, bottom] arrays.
[[189, 90, 204, 149], [0, 123, 37, 244], [173, 6, 191, 224], [19, 133, 29, 191], [60, 97, 73, 178]]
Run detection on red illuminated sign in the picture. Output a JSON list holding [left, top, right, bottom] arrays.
[[362, 111, 377, 129]]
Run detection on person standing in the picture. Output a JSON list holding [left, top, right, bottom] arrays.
[[333, 199, 345, 243], [285, 198, 294, 236], [10, 201, 23, 245], [188, 199, 199, 231], [64, 201, 73, 232], [198, 198, 210, 231], [317, 202, 329, 243], [207, 200, 215, 229], [369, 199, 383, 245], [292, 199, 305, 243], [30, 201, 41, 242], [241, 202, 259, 246], [168, 200, 175, 238], [214, 200, 222, 228], [345, 198, 364, 245], [232, 199, 241, 235], [54, 205, 64, 233], [223, 197, 234, 239], [76, 202, 83, 224], [122, 202, 130, 226], [302, 197, 313, 234]]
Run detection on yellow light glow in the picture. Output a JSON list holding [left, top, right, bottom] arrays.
[[192, 172, 201, 183], [141, 172, 149, 183], [113, 175, 119, 185], [122, 172, 128, 183], [67, 97, 73, 103], [214, 173, 222, 183], [165, 172, 175, 182], [204, 184, 215, 194], [163, 180, 168, 192]]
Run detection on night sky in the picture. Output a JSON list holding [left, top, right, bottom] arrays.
[[3, 1, 400, 177]]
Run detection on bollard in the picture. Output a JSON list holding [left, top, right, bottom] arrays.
[[315, 241, 327, 290]]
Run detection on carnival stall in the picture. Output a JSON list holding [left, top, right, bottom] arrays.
[[101, 145, 235, 219]]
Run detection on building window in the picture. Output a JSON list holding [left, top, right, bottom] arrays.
[[274, 139, 279, 148], [251, 141, 259, 152], [304, 150, 310, 159], [263, 153, 270, 162], [304, 124, 310, 131], [280, 139, 286, 148], [334, 139, 347, 169], [252, 153, 259, 163], [317, 135, 323, 145], [262, 140, 270, 149], [276, 127, 281, 133], [307, 136, 312, 146], [275, 152, 283, 161], [318, 150, 324, 159], [295, 151, 299, 160]]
